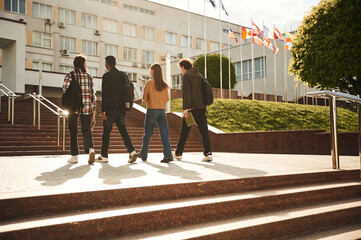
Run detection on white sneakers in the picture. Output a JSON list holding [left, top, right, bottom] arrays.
[[96, 155, 108, 163], [172, 151, 182, 161], [202, 154, 213, 162], [128, 151, 138, 163], [67, 155, 78, 163]]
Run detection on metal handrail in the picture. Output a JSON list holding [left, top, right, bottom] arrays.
[[0, 83, 20, 124], [307, 90, 361, 177], [27, 93, 68, 150]]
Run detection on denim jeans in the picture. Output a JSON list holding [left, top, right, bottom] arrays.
[[175, 109, 212, 156], [139, 109, 172, 159], [101, 109, 135, 158], [68, 112, 94, 156]]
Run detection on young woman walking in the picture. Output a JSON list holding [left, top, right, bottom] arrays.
[[138, 63, 174, 163]]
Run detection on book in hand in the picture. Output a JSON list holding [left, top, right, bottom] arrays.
[[184, 111, 197, 127]]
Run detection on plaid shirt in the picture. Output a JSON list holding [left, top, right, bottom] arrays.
[[63, 71, 96, 115]]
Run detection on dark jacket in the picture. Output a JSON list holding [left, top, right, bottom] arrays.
[[182, 67, 206, 110], [101, 67, 128, 113]]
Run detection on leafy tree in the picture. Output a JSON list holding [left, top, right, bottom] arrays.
[[193, 54, 237, 89], [289, 0, 361, 95]]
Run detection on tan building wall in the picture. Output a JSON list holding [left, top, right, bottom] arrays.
[[76, 39, 82, 53], [137, 25, 142, 39], [26, 30, 32, 46], [53, 6, 58, 22], [99, 16, 103, 31], [26, 1, 32, 17], [0, 0, 4, 11], [118, 21, 123, 34], [76, 11, 81, 26], [156, 29, 165, 43], [26, 58, 32, 69]]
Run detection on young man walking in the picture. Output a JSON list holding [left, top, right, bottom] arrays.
[[173, 58, 212, 162], [97, 56, 138, 163]]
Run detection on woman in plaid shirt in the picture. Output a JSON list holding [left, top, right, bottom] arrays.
[[63, 56, 97, 164]]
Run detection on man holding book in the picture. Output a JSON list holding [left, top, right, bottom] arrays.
[[173, 58, 213, 162]]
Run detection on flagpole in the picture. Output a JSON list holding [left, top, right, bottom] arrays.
[[284, 27, 288, 103], [219, 0, 222, 99], [204, 0, 207, 78], [273, 24, 277, 102], [240, 25, 243, 100], [251, 18, 254, 100], [187, 0, 190, 58], [263, 21, 266, 101], [228, 22, 231, 99]]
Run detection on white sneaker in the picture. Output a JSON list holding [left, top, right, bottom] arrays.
[[96, 155, 108, 163], [173, 151, 182, 161], [128, 151, 138, 163], [88, 151, 95, 164], [202, 154, 213, 162], [67, 155, 78, 163]]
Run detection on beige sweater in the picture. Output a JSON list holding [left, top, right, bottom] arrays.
[[142, 80, 169, 109]]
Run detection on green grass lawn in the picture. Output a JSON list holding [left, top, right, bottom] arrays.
[[167, 98, 358, 133]]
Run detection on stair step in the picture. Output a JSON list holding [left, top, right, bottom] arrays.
[[0, 181, 360, 239]]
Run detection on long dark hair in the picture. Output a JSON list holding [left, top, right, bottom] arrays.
[[151, 63, 168, 91], [73, 56, 87, 73]]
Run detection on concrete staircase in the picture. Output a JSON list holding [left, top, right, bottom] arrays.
[[0, 170, 360, 239], [0, 97, 204, 156]]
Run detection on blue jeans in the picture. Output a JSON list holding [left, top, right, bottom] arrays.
[[139, 109, 172, 159]]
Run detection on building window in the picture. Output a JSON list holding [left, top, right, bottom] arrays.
[[172, 74, 182, 89], [236, 57, 266, 81], [60, 36, 76, 52], [33, 2, 52, 19], [181, 36, 191, 48], [33, 32, 52, 48], [126, 72, 137, 82], [82, 40, 97, 55], [88, 67, 98, 77], [103, 18, 118, 33], [123, 47, 137, 61], [59, 65, 73, 73], [91, 0, 117, 5], [105, 44, 118, 58], [142, 50, 154, 64], [196, 39, 205, 50], [123, 23, 137, 37], [142, 26, 155, 41], [5, 0, 25, 14], [166, 32, 177, 45], [81, 13, 98, 29], [123, 4, 155, 16], [33, 61, 52, 71], [210, 42, 219, 52], [58, 8, 76, 25]]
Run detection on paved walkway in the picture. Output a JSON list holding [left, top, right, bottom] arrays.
[[1, 152, 359, 199]]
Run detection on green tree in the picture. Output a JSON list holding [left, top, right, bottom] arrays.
[[289, 0, 361, 95], [193, 54, 237, 89]]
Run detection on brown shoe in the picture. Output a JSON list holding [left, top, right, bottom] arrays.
[[88, 151, 95, 164]]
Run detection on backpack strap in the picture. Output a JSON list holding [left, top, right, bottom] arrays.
[[74, 71, 84, 114], [70, 71, 75, 82]]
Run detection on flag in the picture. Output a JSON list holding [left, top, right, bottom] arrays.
[[274, 27, 286, 42], [206, 0, 216, 8], [252, 21, 262, 37], [219, 0, 229, 16], [228, 28, 238, 44], [252, 36, 264, 46], [284, 32, 294, 50], [264, 37, 274, 50], [273, 45, 280, 54], [241, 27, 252, 39], [263, 25, 274, 40]]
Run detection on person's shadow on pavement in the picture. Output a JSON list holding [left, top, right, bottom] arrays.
[[145, 161, 202, 181], [181, 160, 268, 178], [98, 163, 147, 185], [35, 164, 91, 186]]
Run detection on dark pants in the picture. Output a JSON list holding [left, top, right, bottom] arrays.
[[68, 113, 94, 156], [175, 109, 212, 156], [101, 109, 135, 158]]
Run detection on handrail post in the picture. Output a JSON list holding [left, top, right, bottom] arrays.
[[357, 103, 361, 178], [7, 94, 11, 122], [57, 110, 60, 146], [37, 94, 41, 130], [33, 95, 36, 126], [62, 114, 66, 151], [11, 96, 14, 125], [329, 95, 339, 169]]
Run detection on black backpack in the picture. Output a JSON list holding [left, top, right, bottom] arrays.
[[123, 73, 134, 111], [61, 71, 83, 112], [201, 75, 214, 106]]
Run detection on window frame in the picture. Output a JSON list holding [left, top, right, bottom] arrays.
[[82, 40, 98, 56], [123, 47, 137, 61], [58, 8, 76, 25], [4, 0, 26, 14], [103, 18, 118, 33], [60, 36, 76, 52], [33, 32, 52, 48], [32, 2, 52, 19], [123, 23, 137, 37], [81, 13, 98, 29]]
